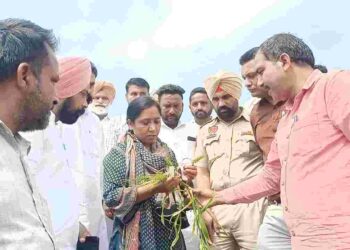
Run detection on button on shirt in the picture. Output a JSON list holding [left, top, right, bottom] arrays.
[[195, 109, 264, 190], [158, 120, 197, 165], [220, 70, 350, 249], [0, 120, 55, 250], [250, 99, 284, 161]]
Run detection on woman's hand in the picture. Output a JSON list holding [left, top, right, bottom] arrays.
[[102, 201, 115, 219], [156, 176, 181, 193]]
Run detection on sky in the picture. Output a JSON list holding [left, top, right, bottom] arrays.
[[2, 0, 350, 121]]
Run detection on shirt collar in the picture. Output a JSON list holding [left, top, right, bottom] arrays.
[[0, 120, 31, 155], [161, 119, 186, 130], [302, 69, 323, 91], [0, 120, 15, 137], [214, 107, 249, 125], [284, 69, 323, 111]]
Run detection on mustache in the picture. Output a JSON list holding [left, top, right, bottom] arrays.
[[218, 106, 232, 113], [166, 114, 178, 118], [194, 110, 208, 115]]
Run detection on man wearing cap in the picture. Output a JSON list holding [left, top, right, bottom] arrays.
[[71, 64, 109, 250], [90, 80, 117, 154], [194, 70, 266, 249], [23, 57, 92, 249]]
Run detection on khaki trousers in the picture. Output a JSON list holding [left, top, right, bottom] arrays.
[[210, 198, 267, 250]]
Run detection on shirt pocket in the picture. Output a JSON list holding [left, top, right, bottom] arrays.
[[290, 113, 321, 156], [234, 134, 256, 158], [204, 135, 223, 167]]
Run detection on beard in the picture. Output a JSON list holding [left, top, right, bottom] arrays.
[[194, 110, 211, 120], [20, 85, 51, 132], [90, 104, 108, 116], [216, 106, 235, 122], [163, 114, 180, 128], [59, 99, 85, 124]]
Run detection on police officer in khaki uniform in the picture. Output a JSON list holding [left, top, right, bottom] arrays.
[[195, 70, 267, 250]]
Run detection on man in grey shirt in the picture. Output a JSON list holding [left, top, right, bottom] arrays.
[[0, 18, 59, 249]]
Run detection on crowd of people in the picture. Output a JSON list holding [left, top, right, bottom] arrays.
[[0, 17, 349, 250]]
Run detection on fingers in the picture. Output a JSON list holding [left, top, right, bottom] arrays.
[[183, 166, 197, 176], [168, 176, 180, 185], [105, 209, 115, 219], [163, 176, 180, 191], [79, 228, 91, 243], [183, 168, 197, 179]]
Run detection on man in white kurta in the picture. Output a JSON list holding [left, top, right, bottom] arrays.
[[73, 109, 109, 250], [23, 56, 93, 249], [24, 113, 82, 249]]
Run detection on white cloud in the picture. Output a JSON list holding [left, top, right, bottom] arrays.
[[59, 20, 99, 42], [127, 39, 149, 60], [77, 0, 96, 17], [152, 0, 279, 48]]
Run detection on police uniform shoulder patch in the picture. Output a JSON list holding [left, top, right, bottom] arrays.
[[206, 125, 218, 139]]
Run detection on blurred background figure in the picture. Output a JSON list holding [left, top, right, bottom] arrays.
[[188, 87, 213, 127], [90, 80, 118, 154]]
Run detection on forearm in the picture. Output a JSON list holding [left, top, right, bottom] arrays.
[[218, 166, 280, 204], [196, 167, 212, 208], [196, 167, 211, 189], [135, 183, 160, 203]]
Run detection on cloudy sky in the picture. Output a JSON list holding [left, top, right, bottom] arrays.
[[2, 0, 349, 120]]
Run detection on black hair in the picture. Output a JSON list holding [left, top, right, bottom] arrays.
[[125, 77, 150, 92], [127, 96, 161, 122], [0, 18, 58, 82], [189, 87, 208, 102], [156, 84, 185, 100], [239, 47, 259, 65], [90, 61, 98, 77], [314, 64, 328, 73], [259, 33, 315, 67]]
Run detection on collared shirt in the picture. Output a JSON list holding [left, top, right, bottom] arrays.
[[243, 97, 261, 114], [101, 114, 128, 155], [195, 108, 264, 190], [158, 120, 197, 165], [23, 114, 81, 250], [220, 70, 350, 248], [0, 120, 55, 249], [250, 99, 284, 161]]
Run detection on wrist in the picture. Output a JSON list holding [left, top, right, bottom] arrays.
[[213, 191, 226, 205]]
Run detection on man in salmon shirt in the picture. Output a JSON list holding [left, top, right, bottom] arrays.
[[195, 33, 350, 249]]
